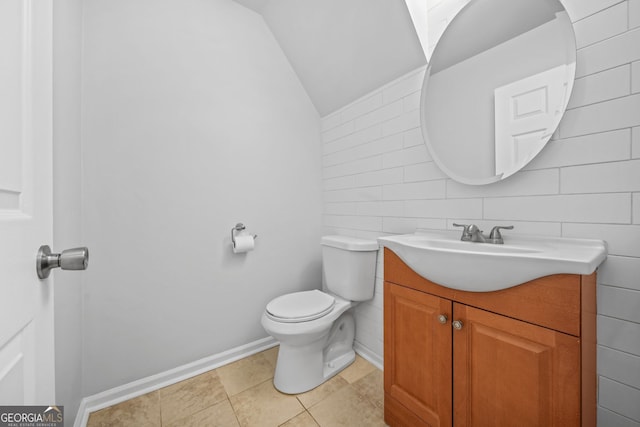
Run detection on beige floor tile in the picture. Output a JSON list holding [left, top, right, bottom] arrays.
[[164, 399, 239, 427], [352, 369, 384, 410], [158, 370, 227, 425], [308, 385, 386, 427], [296, 374, 349, 409], [217, 352, 275, 396], [338, 355, 376, 384], [230, 379, 305, 427], [87, 352, 384, 427], [87, 391, 160, 427], [261, 345, 279, 368], [279, 410, 319, 427]]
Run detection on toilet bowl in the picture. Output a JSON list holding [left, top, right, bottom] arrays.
[[261, 236, 378, 394], [261, 290, 355, 394]]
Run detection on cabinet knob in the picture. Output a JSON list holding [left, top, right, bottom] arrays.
[[452, 320, 463, 330], [438, 314, 448, 324]]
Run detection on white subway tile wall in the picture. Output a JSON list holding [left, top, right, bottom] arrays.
[[631, 0, 640, 29], [574, 28, 640, 78], [321, 1, 640, 424], [572, 2, 628, 49], [567, 64, 630, 109]]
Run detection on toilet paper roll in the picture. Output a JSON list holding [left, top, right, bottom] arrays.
[[233, 234, 255, 254]]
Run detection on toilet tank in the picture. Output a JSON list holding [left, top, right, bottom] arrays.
[[321, 235, 379, 301]]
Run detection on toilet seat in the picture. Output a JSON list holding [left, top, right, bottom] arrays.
[[266, 290, 335, 323]]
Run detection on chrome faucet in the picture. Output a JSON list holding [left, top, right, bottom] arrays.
[[453, 224, 513, 244]]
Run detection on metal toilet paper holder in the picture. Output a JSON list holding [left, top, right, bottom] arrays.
[[231, 223, 257, 248]]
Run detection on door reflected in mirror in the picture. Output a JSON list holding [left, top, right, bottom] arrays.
[[420, 0, 576, 185]]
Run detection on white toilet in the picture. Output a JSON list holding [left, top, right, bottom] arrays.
[[261, 235, 379, 394]]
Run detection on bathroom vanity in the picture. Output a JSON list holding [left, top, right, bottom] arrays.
[[382, 0, 597, 420], [382, 248, 597, 427]]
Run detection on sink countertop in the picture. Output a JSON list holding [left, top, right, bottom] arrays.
[[378, 230, 608, 292]]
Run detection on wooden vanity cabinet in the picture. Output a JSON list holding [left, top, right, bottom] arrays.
[[383, 248, 596, 427]]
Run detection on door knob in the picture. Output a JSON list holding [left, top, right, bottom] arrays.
[[37, 245, 89, 279], [438, 314, 448, 324], [452, 320, 463, 330]]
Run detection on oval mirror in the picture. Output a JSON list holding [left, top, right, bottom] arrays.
[[420, 0, 576, 185]]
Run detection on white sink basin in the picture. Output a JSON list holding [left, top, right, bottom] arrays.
[[378, 230, 607, 292]]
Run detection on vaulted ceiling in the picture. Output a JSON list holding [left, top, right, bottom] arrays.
[[234, 0, 427, 116]]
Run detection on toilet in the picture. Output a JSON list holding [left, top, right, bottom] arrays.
[[261, 235, 379, 394]]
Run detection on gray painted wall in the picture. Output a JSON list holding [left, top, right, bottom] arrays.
[[80, 0, 323, 395]]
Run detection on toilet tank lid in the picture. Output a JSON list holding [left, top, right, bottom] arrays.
[[321, 235, 379, 251]]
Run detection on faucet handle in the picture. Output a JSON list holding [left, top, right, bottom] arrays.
[[453, 223, 471, 241], [453, 223, 469, 230], [489, 225, 514, 243]]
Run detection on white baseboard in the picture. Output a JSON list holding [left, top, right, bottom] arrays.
[[73, 336, 277, 427], [354, 341, 383, 371]]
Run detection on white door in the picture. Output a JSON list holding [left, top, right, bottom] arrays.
[[0, 0, 55, 404], [494, 64, 573, 179]]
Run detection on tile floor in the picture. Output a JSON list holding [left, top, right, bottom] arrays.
[[87, 346, 387, 427]]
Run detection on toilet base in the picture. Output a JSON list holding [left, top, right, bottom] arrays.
[[322, 349, 355, 383], [273, 312, 356, 394]]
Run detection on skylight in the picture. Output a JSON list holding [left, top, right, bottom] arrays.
[[404, 0, 472, 61], [404, 0, 430, 60]]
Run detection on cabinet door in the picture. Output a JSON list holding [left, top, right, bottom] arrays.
[[453, 303, 580, 427], [385, 282, 453, 426]]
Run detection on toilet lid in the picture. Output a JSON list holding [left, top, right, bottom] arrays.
[[266, 290, 335, 323]]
